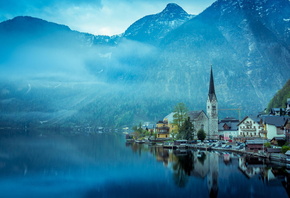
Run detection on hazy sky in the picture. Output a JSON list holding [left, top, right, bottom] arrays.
[[0, 0, 215, 36]]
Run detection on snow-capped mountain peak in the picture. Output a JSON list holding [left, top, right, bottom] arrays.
[[123, 3, 194, 44]]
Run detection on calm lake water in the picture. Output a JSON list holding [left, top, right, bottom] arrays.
[[0, 131, 289, 198]]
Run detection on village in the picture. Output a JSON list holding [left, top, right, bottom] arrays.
[[126, 67, 290, 164]]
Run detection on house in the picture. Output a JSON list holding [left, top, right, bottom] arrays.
[[261, 116, 287, 140], [141, 123, 155, 134], [218, 117, 239, 140], [270, 137, 286, 146], [156, 120, 170, 139], [246, 139, 268, 152], [188, 110, 208, 139], [237, 116, 263, 140], [285, 98, 290, 116], [163, 112, 178, 134], [284, 118, 290, 143], [269, 108, 286, 116]]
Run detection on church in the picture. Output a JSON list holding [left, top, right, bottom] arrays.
[[188, 66, 219, 139]]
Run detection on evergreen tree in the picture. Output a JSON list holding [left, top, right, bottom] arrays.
[[178, 117, 194, 140], [197, 129, 206, 141]]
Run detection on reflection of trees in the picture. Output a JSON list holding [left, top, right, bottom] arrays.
[[198, 152, 206, 165], [149, 147, 170, 166], [172, 151, 194, 187], [129, 143, 151, 156]]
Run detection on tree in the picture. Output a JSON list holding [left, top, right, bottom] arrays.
[[178, 117, 194, 140], [197, 129, 206, 141], [173, 103, 189, 129], [132, 124, 147, 139], [267, 79, 290, 111]]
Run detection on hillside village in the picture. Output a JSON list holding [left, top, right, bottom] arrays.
[[127, 67, 290, 155]]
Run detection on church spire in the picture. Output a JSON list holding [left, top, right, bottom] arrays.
[[208, 65, 217, 101]]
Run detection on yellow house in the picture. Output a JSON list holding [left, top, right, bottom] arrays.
[[155, 113, 179, 139], [156, 120, 170, 138], [163, 118, 178, 133]]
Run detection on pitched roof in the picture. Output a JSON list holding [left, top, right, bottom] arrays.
[[270, 137, 285, 141], [237, 116, 260, 126], [163, 112, 175, 123], [208, 66, 217, 101], [188, 110, 207, 120], [262, 116, 288, 127], [218, 118, 239, 131]]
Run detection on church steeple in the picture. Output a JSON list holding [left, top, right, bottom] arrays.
[[208, 66, 217, 102], [207, 65, 218, 139]]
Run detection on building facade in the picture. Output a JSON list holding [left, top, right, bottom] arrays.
[[207, 67, 218, 139], [237, 116, 263, 139], [156, 120, 170, 139], [261, 115, 286, 140], [189, 110, 208, 139], [218, 117, 239, 140]]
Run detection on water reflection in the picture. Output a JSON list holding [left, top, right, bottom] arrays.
[[128, 142, 290, 198], [0, 132, 289, 197]]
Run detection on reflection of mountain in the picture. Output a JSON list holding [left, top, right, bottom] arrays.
[[0, 132, 126, 176]]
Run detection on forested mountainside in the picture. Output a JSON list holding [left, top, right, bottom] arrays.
[[0, 0, 289, 129]]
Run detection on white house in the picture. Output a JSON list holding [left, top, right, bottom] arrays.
[[237, 116, 263, 138], [261, 116, 287, 140], [218, 117, 239, 140]]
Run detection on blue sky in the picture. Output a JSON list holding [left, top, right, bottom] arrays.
[[0, 0, 215, 35]]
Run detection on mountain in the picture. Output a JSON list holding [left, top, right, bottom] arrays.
[[0, 0, 290, 130], [154, 0, 290, 113], [267, 79, 290, 110], [124, 3, 194, 44], [0, 16, 117, 52]]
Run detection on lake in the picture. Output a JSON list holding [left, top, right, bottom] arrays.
[[0, 131, 289, 198]]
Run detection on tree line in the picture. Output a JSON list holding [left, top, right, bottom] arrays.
[[132, 102, 206, 141]]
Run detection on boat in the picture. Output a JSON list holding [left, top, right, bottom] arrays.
[[285, 150, 290, 164], [149, 137, 171, 143], [163, 142, 174, 149], [135, 140, 145, 144], [174, 140, 188, 149], [126, 139, 134, 143]]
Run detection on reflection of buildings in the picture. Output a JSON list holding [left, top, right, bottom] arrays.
[[191, 152, 209, 178], [238, 157, 266, 178], [223, 153, 231, 164], [207, 152, 219, 198], [190, 152, 219, 197], [151, 146, 178, 167], [151, 149, 220, 197]]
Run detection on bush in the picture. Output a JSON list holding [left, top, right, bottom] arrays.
[[264, 142, 271, 148], [281, 146, 290, 153]]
